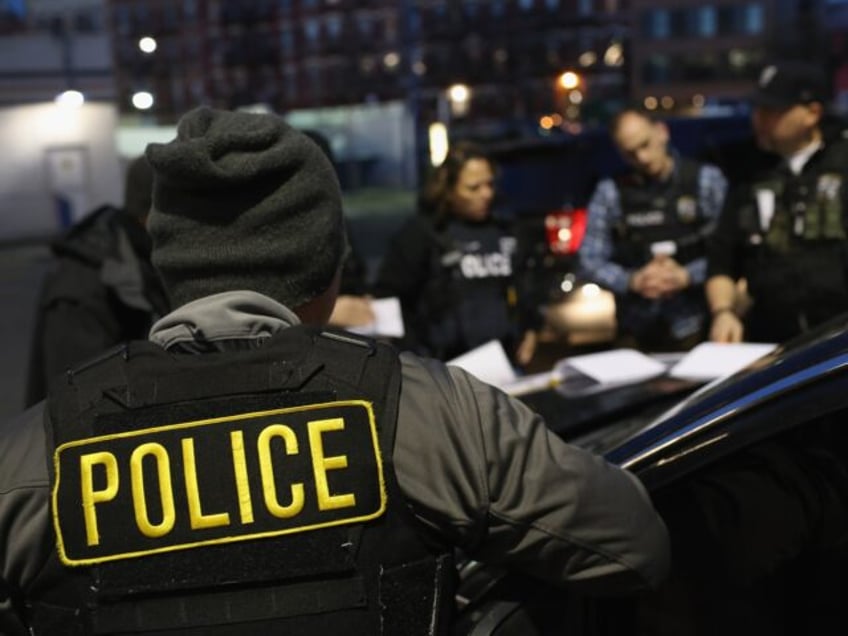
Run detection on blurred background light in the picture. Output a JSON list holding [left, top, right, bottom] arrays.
[[428, 122, 448, 167], [55, 90, 84, 108], [138, 36, 157, 54], [558, 71, 580, 90], [131, 91, 154, 110]]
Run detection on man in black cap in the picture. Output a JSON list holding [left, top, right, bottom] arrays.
[[0, 107, 669, 635], [707, 60, 848, 343]]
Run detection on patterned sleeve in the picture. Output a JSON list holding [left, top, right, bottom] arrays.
[[685, 164, 729, 285], [578, 179, 632, 294]]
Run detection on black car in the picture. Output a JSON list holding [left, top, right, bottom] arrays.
[[455, 315, 848, 635]]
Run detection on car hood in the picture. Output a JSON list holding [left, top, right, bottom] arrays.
[[604, 314, 848, 478]]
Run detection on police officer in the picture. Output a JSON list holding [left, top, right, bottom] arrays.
[[374, 142, 539, 365], [579, 108, 728, 352], [0, 108, 669, 635], [707, 61, 848, 344], [24, 156, 169, 406]]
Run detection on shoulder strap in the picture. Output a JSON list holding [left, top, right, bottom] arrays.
[[677, 157, 701, 195]]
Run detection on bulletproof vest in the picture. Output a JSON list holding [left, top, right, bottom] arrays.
[[737, 140, 848, 323], [614, 158, 707, 267], [421, 219, 518, 360], [38, 326, 454, 635]]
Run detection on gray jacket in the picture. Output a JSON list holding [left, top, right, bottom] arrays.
[[0, 291, 669, 633]]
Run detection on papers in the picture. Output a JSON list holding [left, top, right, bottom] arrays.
[[447, 340, 518, 391], [564, 348, 668, 385], [347, 297, 405, 338], [445, 340, 778, 396], [668, 342, 777, 381], [502, 370, 559, 396]]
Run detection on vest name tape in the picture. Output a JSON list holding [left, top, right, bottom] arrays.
[[52, 400, 386, 566], [625, 210, 666, 227]]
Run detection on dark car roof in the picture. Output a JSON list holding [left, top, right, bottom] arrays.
[[604, 315, 848, 482]]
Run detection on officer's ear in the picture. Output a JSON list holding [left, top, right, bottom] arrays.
[[655, 121, 670, 146], [804, 101, 824, 127]]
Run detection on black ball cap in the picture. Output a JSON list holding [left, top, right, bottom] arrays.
[[750, 61, 829, 109]]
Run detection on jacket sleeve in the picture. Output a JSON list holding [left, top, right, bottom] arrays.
[[0, 404, 55, 634], [35, 260, 124, 399], [578, 179, 633, 295], [373, 215, 443, 307], [394, 354, 671, 594], [706, 183, 747, 280], [685, 164, 729, 285]]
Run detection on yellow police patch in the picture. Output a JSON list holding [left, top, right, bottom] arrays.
[[52, 400, 386, 566]]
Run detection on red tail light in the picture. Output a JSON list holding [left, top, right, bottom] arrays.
[[544, 208, 587, 255]]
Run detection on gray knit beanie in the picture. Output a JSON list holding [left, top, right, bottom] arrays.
[[145, 106, 346, 310]]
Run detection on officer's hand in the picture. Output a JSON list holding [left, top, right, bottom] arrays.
[[328, 295, 376, 328], [653, 256, 690, 296], [710, 310, 744, 343], [514, 330, 538, 367], [630, 263, 666, 299]]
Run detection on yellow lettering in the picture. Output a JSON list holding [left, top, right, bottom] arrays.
[[230, 430, 254, 524], [309, 418, 356, 511], [182, 438, 230, 530], [257, 424, 304, 518], [79, 452, 119, 546], [130, 443, 176, 538]]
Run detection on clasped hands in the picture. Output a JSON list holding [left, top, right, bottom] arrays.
[[629, 255, 690, 300]]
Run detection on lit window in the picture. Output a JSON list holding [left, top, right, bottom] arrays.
[[697, 7, 716, 37], [280, 30, 294, 55], [304, 18, 320, 43], [326, 13, 342, 38], [356, 15, 373, 37], [743, 4, 763, 34], [643, 9, 670, 39]]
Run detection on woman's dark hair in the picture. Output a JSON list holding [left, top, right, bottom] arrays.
[[420, 141, 494, 226]]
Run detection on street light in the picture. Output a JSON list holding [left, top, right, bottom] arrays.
[[138, 36, 157, 54], [604, 42, 624, 67], [447, 83, 471, 117], [558, 71, 580, 91], [132, 91, 154, 110], [429, 122, 449, 167]]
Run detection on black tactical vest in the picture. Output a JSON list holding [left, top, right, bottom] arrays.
[[614, 158, 708, 267], [38, 326, 454, 635], [420, 218, 518, 360], [736, 140, 848, 338]]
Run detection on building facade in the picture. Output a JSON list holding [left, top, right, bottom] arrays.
[[628, 0, 828, 113], [103, 0, 630, 125], [0, 0, 113, 106], [0, 1, 839, 122]]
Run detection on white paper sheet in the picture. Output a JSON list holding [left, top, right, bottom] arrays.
[[502, 371, 559, 396], [347, 297, 405, 338], [668, 342, 777, 381], [447, 340, 518, 390], [565, 348, 668, 385]]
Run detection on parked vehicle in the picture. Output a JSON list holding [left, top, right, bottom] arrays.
[[454, 313, 848, 635]]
